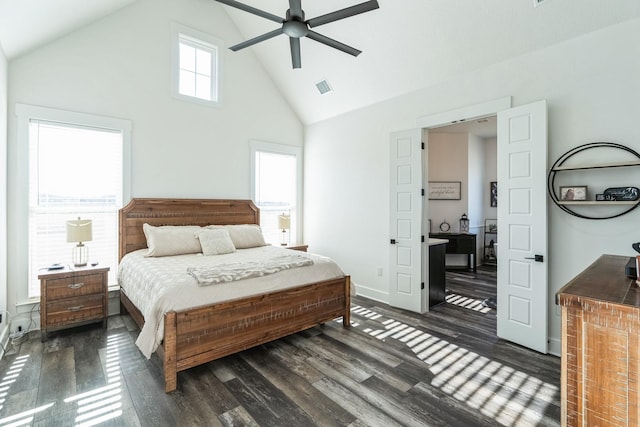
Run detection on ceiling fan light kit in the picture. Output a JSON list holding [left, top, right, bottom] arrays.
[[214, 0, 379, 69]]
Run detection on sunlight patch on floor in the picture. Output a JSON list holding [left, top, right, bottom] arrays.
[[65, 332, 127, 427], [353, 304, 557, 426], [445, 292, 492, 313], [0, 355, 29, 414]]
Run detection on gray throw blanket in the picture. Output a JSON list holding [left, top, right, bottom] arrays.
[[187, 254, 314, 286]]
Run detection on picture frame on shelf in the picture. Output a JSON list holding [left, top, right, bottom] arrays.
[[428, 181, 461, 200], [490, 181, 498, 207], [485, 219, 497, 233], [560, 186, 587, 201]]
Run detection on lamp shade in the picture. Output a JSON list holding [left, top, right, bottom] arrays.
[[66, 218, 93, 243], [278, 214, 290, 230]]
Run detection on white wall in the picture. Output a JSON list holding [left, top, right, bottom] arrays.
[[0, 42, 8, 348], [467, 133, 484, 232], [6, 0, 302, 320], [304, 18, 640, 355], [428, 133, 468, 233]]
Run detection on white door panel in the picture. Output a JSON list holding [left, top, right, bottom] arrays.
[[497, 100, 548, 353], [389, 129, 424, 313]]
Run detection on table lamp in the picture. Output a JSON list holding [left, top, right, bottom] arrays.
[[67, 217, 92, 267], [278, 213, 290, 246]]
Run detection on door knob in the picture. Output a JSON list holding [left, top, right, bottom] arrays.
[[525, 254, 544, 262]]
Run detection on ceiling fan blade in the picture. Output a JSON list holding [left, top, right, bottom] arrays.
[[290, 37, 301, 69], [229, 28, 284, 51], [306, 30, 361, 57], [289, 0, 303, 19], [213, 0, 283, 24], [307, 0, 379, 28]]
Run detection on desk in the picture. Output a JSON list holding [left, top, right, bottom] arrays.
[[429, 233, 476, 272]]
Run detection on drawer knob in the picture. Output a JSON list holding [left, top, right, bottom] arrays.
[[68, 305, 84, 311], [68, 283, 84, 289]]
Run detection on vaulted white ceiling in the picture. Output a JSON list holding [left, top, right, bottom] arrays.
[[1, 0, 638, 124]]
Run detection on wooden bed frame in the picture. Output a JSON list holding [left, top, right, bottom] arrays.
[[118, 198, 351, 392]]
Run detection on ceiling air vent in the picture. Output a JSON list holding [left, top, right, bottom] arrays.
[[315, 79, 333, 95]]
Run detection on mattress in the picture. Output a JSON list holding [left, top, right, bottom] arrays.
[[118, 245, 345, 358]]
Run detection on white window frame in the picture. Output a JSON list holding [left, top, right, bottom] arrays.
[[171, 22, 223, 107], [16, 104, 131, 300], [250, 140, 303, 245]]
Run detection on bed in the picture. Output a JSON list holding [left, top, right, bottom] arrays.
[[118, 198, 351, 392]]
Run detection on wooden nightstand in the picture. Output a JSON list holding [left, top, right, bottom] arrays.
[[39, 265, 110, 341], [283, 244, 308, 252]]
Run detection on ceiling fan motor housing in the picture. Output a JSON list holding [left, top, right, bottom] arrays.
[[283, 19, 308, 38]]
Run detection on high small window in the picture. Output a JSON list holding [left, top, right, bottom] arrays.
[[171, 23, 222, 106]]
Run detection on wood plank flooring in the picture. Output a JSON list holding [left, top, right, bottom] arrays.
[[0, 267, 560, 426]]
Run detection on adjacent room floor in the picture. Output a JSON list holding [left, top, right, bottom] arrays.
[[0, 267, 560, 426]]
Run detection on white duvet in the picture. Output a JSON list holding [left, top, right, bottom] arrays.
[[117, 245, 345, 358]]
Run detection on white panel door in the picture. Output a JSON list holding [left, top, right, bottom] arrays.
[[389, 129, 424, 313], [497, 100, 548, 353]]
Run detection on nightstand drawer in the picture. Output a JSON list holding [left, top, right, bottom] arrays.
[[45, 294, 104, 326], [46, 274, 104, 300]]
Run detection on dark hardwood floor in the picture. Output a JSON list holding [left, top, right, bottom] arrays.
[[0, 266, 560, 426]]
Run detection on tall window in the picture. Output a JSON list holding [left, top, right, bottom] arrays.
[[18, 105, 131, 298], [171, 23, 222, 106], [250, 141, 302, 246]]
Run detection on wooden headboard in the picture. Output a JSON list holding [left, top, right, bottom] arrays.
[[119, 198, 259, 260]]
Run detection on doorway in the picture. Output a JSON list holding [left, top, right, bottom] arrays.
[[415, 98, 549, 354], [425, 116, 498, 318]]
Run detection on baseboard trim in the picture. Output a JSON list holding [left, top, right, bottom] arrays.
[[548, 337, 561, 357], [353, 283, 389, 305]]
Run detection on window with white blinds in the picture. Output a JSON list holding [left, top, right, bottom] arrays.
[[28, 120, 124, 298], [250, 141, 302, 246]]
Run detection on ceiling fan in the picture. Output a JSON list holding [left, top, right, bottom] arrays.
[[213, 0, 380, 69]]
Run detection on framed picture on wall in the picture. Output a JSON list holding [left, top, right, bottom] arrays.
[[428, 181, 461, 200], [490, 181, 498, 207]]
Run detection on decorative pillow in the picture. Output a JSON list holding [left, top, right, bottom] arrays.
[[207, 224, 266, 249], [143, 223, 203, 257], [196, 228, 236, 256]]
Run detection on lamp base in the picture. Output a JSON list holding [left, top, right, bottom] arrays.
[[72, 244, 89, 267]]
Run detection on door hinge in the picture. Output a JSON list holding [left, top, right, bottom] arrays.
[[421, 282, 425, 289], [421, 235, 425, 243], [421, 188, 425, 196], [421, 142, 425, 149]]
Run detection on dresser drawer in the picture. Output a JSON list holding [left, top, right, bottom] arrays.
[[45, 294, 104, 327], [45, 274, 105, 300]]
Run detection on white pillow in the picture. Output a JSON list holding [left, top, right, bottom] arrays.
[[196, 228, 236, 256], [207, 224, 266, 249], [143, 223, 203, 257]]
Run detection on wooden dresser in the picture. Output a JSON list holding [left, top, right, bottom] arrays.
[[39, 265, 110, 341], [556, 255, 639, 426]]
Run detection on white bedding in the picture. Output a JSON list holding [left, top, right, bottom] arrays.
[[117, 245, 345, 358]]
